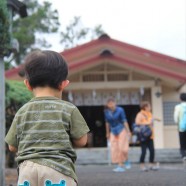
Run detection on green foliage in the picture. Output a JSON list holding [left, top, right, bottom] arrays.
[[5, 80, 32, 136], [5, 80, 32, 167], [12, 0, 60, 64], [61, 16, 105, 49], [6, 80, 33, 107], [5, 1, 104, 67], [0, 0, 11, 56]]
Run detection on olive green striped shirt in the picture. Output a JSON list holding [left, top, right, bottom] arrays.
[[5, 96, 89, 182]]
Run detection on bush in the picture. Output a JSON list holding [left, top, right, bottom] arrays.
[[5, 80, 32, 167]]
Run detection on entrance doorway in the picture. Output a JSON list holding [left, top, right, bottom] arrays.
[[78, 106, 106, 147], [121, 105, 140, 131], [78, 105, 140, 147]]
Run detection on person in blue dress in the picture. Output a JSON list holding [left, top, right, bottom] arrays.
[[104, 98, 131, 172]]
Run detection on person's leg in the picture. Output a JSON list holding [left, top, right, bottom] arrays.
[[18, 161, 77, 186], [179, 132, 185, 158], [140, 141, 147, 171], [37, 162, 77, 186], [118, 129, 129, 165], [180, 131, 186, 166], [182, 132, 186, 157], [118, 129, 131, 169], [148, 139, 155, 164], [110, 132, 119, 164], [148, 139, 159, 170], [17, 161, 38, 186], [110, 132, 125, 172], [140, 141, 147, 163]]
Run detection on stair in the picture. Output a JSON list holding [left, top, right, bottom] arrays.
[[76, 147, 182, 165]]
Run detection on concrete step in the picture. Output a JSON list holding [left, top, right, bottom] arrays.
[[76, 147, 182, 165]]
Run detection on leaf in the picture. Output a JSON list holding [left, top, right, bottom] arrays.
[[60, 16, 104, 49], [9, 0, 60, 66], [6, 80, 33, 107]]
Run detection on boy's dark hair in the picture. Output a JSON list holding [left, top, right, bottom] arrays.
[[24, 50, 68, 89], [180, 93, 186, 102]]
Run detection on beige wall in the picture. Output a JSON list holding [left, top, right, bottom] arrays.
[[162, 86, 179, 102], [151, 86, 164, 149], [179, 84, 186, 93], [162, 84, 186, 102], [164, 126, 179, 148]]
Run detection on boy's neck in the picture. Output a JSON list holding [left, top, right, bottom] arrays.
[[33, 87, 62, 99]]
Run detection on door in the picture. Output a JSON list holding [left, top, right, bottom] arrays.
[[78, 106, 107, 147]]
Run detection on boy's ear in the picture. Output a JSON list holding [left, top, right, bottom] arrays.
[[59, 80, 69, 91], [24, 79, 33, 91]]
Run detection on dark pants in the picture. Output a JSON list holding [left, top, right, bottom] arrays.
[[179, 131, 186, 158], [140, 139, 155, 163]]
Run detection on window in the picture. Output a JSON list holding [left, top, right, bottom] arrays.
[[163, 102, 179, 125], [83, 74, 104, 82], [107, 73, 128, 81]]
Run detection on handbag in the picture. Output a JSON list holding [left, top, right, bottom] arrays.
[[140, 125, 152, 140], [133, 124, 152, 142]]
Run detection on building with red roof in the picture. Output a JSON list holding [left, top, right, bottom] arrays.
[[6, 34, 186, 149]]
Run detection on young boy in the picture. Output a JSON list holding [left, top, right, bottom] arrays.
[[5, 50, 90, 186]]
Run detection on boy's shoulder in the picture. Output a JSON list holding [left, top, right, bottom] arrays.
[[16, 97, 77, 115], [54, 99, 77, 111]]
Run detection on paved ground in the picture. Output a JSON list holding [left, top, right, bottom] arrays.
[[77, 164, 186, 186], [5, 163, 186, 186]]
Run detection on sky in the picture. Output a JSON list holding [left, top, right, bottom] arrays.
[[40, 0, 186, 60]]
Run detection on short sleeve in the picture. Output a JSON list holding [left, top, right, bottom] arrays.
[[70, 107, 90, 139], [5, 116, 18, 148]]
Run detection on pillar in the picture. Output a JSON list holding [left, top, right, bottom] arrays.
[[151, 86, 164, 149]]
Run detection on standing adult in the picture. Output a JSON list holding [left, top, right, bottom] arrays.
[[104, 98, 131, 172], [174, 93, 186, 162], [135, 101, 159, 171]]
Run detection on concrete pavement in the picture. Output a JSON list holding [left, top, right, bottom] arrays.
[[76, 164, 186, 186], [6, 163, 186, 186]]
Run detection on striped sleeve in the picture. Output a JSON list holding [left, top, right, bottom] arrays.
[[70, 107, 90, 139], [5, 115, 18, 148]]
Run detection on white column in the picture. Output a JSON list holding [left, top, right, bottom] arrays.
[[151, 86, 164, 149]]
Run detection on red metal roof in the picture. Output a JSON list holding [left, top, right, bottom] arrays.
[[5, 34, 186, 83]]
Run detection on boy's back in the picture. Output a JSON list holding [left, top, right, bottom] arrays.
[[5, 50, 89, 186], [6, 96, 89, 182]]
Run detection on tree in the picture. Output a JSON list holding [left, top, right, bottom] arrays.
[[5, 1, 104, 68], [0, 0, 11, 56], [9, 0, 60, 66], [5, 80, 32, 167], [60, 16, 105, 49], [5, 80, 32, 136], [5, 80, 32, 129]]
